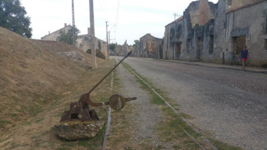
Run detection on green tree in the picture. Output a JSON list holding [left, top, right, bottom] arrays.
[[109, 43, 116, 51], [0, 0, 32, 38], [133, 40, 139, 48], [58, 27, 80, 45]]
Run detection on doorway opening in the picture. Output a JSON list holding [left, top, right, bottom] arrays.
[[233, 36, 246, 55], [175, 42, 182, 59], [197, 37, 202, 59], [187, 39, 191, 54], [209, 35, 214, 54], [159, 44, 163, 59]]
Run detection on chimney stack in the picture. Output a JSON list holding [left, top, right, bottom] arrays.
[[88, 28, 91, 35], [64, 23, 67, 27]]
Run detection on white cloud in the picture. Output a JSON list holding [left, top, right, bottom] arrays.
[[20, 0, 218, 45]]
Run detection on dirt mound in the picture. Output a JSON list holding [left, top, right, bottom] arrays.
[[0, 27, 102, 132]]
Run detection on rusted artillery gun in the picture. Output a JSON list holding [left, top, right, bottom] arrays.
[[55, 51, 136, 140]]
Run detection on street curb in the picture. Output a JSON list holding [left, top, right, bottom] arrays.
[[147, 58, 267, 74]]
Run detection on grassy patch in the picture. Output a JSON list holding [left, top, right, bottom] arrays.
[[152, 93, 165, 105], [208, 138, 243, 150], [0, 120, 12, 129], [27, 104, 44, 116], [35, 117, 45, 123], [124, 146, 133, 150]]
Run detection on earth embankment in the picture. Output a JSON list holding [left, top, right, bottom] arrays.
[[0, 27, 102, 132]]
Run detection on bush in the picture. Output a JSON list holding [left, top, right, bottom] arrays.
[[86, 49, 106, 59]]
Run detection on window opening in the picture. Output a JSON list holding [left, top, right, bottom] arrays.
[[197, 37, 202, 59], [228, 0, 232, 6], [209, 35, 214, 54], [187, 39, 191, 53]]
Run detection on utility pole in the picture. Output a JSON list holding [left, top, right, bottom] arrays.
[[108, 32, 110, 45], [173, 13, 177, 20], [89, 0, 97, 69], [106, 21, 109, 59], [72, 0, 75, 46]]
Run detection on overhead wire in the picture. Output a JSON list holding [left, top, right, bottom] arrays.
[[97, 0, 108, 21], [109, 0, 120, 43]]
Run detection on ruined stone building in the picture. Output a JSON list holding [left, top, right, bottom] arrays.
[[162, 0, 267, 66], [41, 25, 108, 57], [163, 0, 216, 61], [139, 34, 163, 58], [41, 23, 72, 41], [76, 28, 108, 57], [114, 40, 133, 56]]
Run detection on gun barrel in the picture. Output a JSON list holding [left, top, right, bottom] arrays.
[[85, 51, 132, 107]]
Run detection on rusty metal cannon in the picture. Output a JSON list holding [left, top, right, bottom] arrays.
[[55, 51, 136, 140]]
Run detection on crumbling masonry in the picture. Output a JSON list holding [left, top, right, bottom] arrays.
[[160, 0, 267, 66]]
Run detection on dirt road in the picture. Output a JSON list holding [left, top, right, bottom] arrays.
[[114, 57, 267, 150]]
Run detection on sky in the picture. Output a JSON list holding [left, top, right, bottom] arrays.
[[20, 0, 218, 45]]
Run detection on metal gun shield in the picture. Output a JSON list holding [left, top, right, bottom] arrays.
[[109, 94, 126, 110]]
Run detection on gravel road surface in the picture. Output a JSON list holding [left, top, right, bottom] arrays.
[[115, 60, 172, 149], [116, 57, 267, 150]]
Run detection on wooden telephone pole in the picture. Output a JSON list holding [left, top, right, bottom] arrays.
[[89, 0, 97, 69], [106, 21, 109, 59], [72, 0, 75, 46]]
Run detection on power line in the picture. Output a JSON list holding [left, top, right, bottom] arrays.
[[97, 0, 108, 21], [109, 0, 120, 43], [100, 0, 108, 21], [173, 12, 182, 20]]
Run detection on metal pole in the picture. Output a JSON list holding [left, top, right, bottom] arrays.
[[89, 0, 97, 69], [108, 31, 110, 45], [173, 13, 176, 20], [88, 51, 132, 94], [72, 0, 75, 46], [106, 21, 109, 59]]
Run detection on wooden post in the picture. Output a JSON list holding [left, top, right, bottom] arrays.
[[89, 0, 97, 69], [72, 0, 76, 46], [106, 21, 109, 59]]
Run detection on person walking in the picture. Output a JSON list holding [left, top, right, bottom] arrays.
[[239, 46, 249, 70]]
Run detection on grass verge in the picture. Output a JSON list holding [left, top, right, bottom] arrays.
[[0, 59, 115, 150], [105, 60, 138, 149]]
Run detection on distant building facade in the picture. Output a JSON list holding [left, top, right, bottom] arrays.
[[139, 34, 163, 58], [41, 23, 72, 41], [114, 40, 133, 56], [163, 0, 216, 61], [160, 0, 267, 66], [41, 25, 108, 57]]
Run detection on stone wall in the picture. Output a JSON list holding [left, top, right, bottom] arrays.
[[226, 0, 264, 12]]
